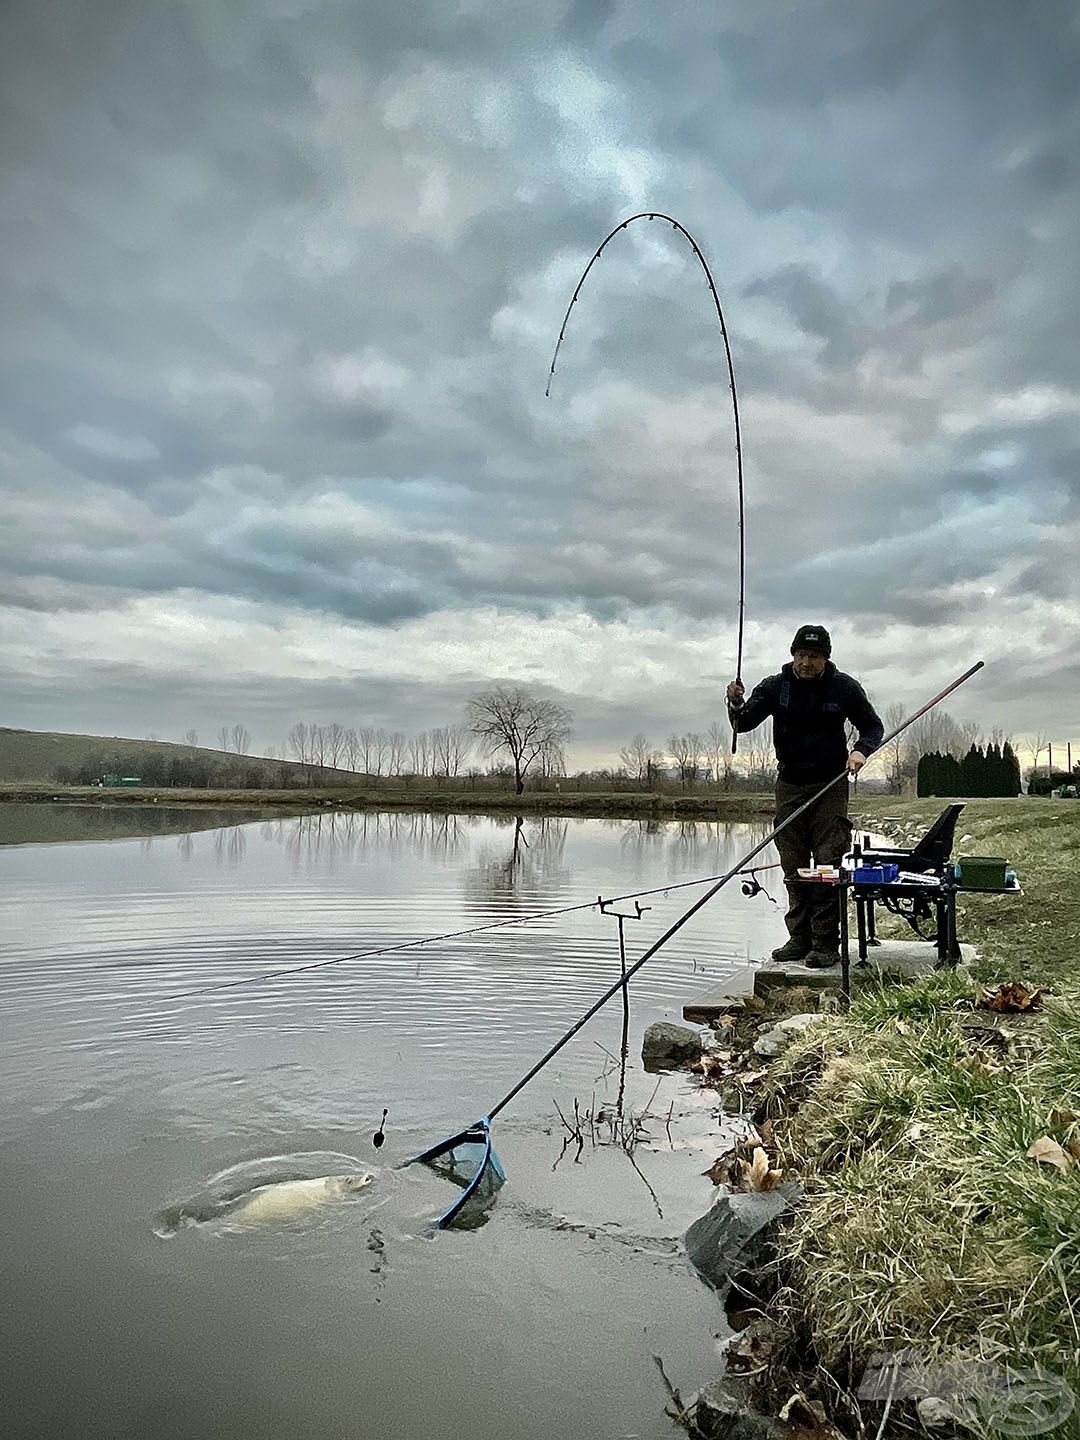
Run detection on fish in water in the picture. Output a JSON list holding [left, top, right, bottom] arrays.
[[221, 1173, 372, 1225]]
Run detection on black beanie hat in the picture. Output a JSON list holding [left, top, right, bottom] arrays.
[[791, 624, 831, 657]]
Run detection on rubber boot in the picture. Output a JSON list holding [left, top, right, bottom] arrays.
[[771, 936, 811, 962]]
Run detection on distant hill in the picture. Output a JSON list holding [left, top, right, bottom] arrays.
[[0, 727, 326, 787]]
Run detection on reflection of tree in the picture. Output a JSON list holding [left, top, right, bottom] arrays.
[[466, 815, 570, 908], [278, 809, 470, 867], [212, 826, 247, 865]]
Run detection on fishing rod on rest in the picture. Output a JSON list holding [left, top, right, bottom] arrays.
[[478, 659, 984, 1126]]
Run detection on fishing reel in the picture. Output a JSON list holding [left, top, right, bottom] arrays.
[[739, 871, 778, 905]]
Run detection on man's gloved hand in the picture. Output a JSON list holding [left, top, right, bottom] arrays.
[[726, 679, 745, 705]]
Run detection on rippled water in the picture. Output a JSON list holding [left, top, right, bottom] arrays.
[[0, 804, 785, 1440]]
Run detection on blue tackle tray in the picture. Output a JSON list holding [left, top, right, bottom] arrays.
[[852, 863, 899, 885]]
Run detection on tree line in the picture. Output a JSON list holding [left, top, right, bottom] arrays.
[[917, 742, 1023, 798], [51, 686, 1046, 798]]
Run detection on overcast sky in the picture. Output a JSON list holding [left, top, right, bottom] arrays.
[[3, 0, 1078, 769]]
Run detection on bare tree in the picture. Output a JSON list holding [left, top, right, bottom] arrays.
[[1024, 733, 1049, 774], [343, 728, 360, 772], [431, 727, 450, 780], [356, 726, 375, 774], [537, 737, 566, 781], [667, 733, 704, 788], [183, 728, 199, 748], [467, 687, 573, 795], [619, 734, 652, 784], [706, 720, 733, 790], [231, 724, 250, 756], [386, 731, 407, 776], [323, 722, 346, 770], [431, 724, 472, 779], [309, 724, 327, 768], [372, 728, 388, 777], [744, 717, 776, 787], [409, 731, 431, 777], [879, 703, 907, 793], [287, 723, 310, 764]]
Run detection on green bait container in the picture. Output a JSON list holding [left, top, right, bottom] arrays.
[[956, 856, 1008, 889]]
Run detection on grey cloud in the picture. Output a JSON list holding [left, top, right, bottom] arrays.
[[2, 0, 1078, 754]]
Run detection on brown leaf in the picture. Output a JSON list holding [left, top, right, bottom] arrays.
[[1027, 1136, 1074, 1171], [742, 995, 766, 1013], [895, 1019, 911, 1035], [979, 982, 1045, 1013], [1050, 1108, 1079, 1129], [737, 1068, 769, 1087], [743, 1145, 783, 1192], [961, 1047, 1003, 1075], [1067, 1137, 1080, 1163], [702, 1151, 738, 1186], [758, 1118, 775, 1146]]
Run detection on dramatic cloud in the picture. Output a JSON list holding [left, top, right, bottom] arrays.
[[1, 0, 1078, 766]]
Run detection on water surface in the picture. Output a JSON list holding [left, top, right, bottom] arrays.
[[1, 806, 785, 1440]]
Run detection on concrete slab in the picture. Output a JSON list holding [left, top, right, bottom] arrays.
[[683, 940, 977, 1022], [682, 966, 755, 1024]]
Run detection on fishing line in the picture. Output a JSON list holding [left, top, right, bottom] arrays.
[[167, 855, 784, 1002], [544, 211, 746, 751]]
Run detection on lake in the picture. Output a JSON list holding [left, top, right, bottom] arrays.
[[0, 804, 785, 1440]]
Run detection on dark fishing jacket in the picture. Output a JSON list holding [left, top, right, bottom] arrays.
[[727, 661, 884, 785]]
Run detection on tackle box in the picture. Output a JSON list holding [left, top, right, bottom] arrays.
[[955, 856, 1007, 889], [852, 863, 899, 885]]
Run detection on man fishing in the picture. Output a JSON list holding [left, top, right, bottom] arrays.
[[726, 625, 884, 969]]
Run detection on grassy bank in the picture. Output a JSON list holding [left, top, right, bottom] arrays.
[[0, 782, 776, 822], [756, 797, 1080, 1436]]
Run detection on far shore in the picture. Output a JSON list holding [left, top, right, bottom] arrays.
[[0, 781, 782, 822]]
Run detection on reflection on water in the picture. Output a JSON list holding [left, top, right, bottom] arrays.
[[0, 803, 787, 1440], [467, 815, 571, 909], [0, 801, 265, 847]]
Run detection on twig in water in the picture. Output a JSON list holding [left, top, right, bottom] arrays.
[[652, 1354, 694, 1430]]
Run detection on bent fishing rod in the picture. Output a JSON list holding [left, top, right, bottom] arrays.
[[545, 211, 746, 753], [482, 659, 984, 1123]]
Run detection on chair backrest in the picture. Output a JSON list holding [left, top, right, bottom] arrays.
[[908, 803, 965, 869], [858, 803, 965, 873]]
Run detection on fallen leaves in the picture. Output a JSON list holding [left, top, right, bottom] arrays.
[[979, 981, 1045, 1013], [778, 1391, 846, 1440], [689, 1051, 732, 1080], [958, 1047, 1004, 1075], [703, 1133, 784, 1192], [1027, 1136, 1074, 1172]]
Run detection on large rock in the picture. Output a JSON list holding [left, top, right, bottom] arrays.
[[641, 1021, 703, 1071], [684, 1185, 801, 1294], [686, 1377, 788, 1440]]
